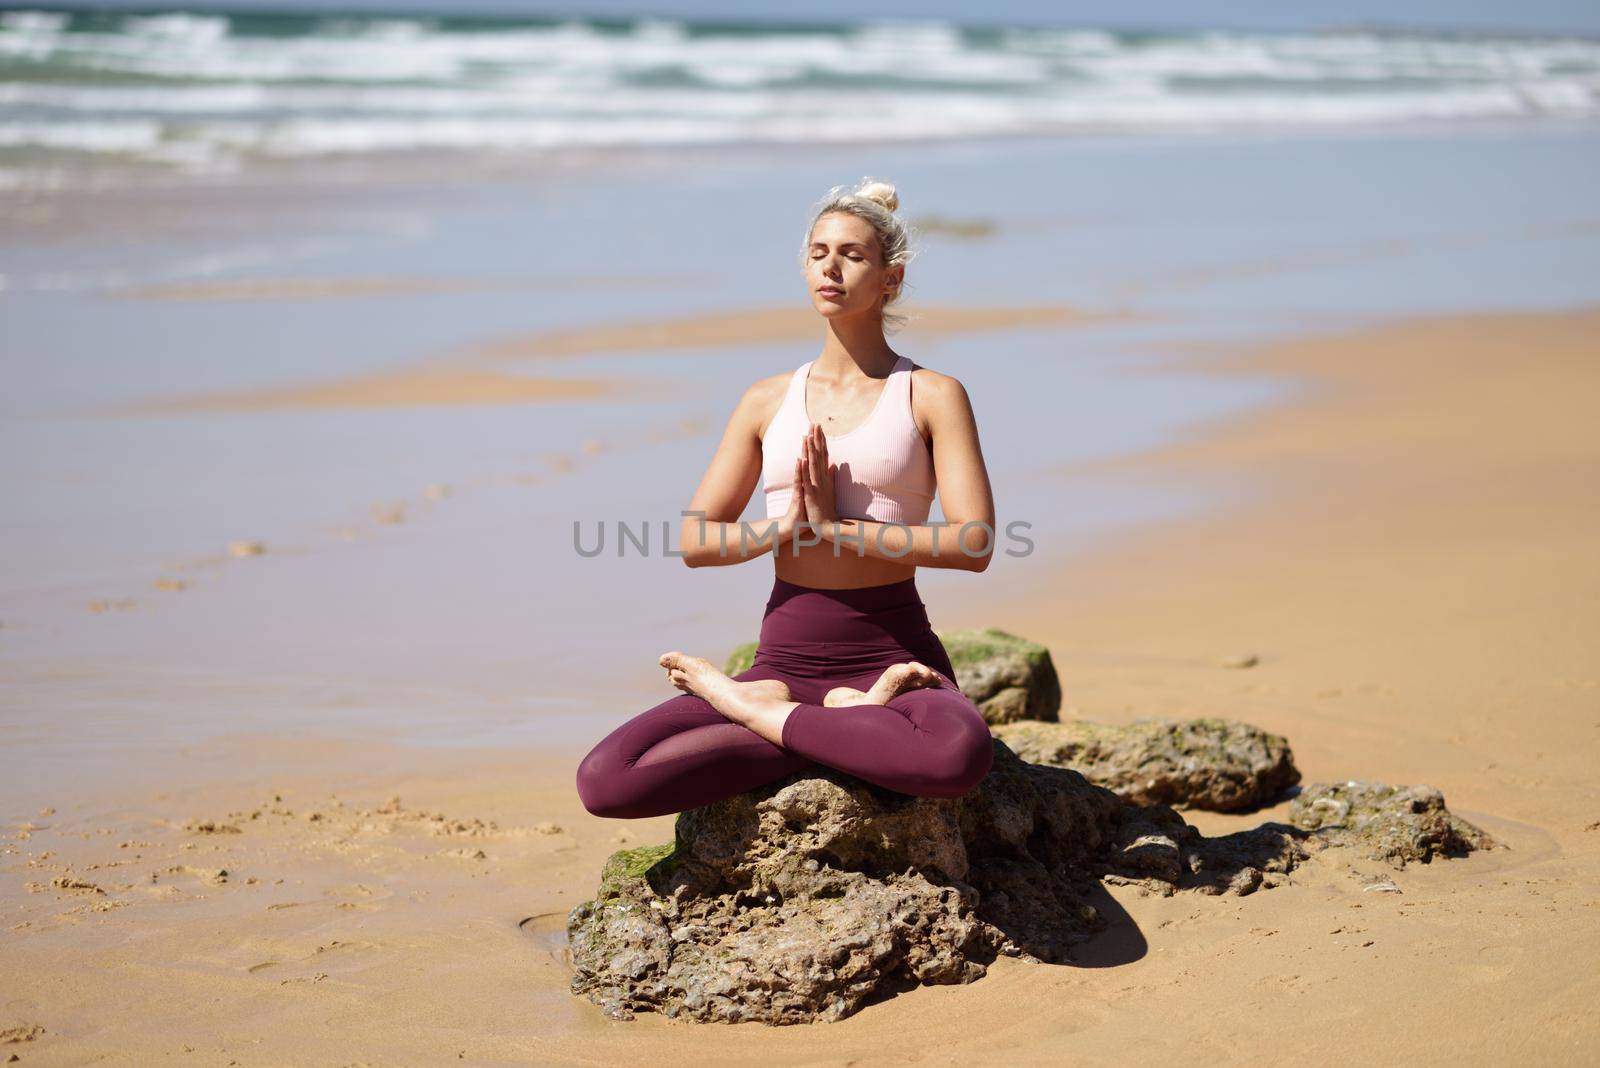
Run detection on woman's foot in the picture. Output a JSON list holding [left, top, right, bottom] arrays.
[[659, 652, 797, 743], [745, 678, 793, 702], [824, 662, 941, 707]]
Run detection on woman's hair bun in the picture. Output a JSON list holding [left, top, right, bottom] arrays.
[[852, 179, 899, 213]]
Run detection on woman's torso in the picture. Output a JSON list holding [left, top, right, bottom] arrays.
[[758, 354, 937, 590]]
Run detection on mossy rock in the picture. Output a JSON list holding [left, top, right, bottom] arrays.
[[1288, 781, 1498, 868], [993, 716, 1300, 812], [596, 841, 678, 900], [566, 739, 1311, 1024], [722, 641, 759, 677], [937, 627, 1060, 724]]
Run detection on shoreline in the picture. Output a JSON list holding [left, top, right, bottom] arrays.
[[86, 302, 1108, 416]]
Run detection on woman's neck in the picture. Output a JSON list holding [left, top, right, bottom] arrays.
[[817, 313, 898, 378]]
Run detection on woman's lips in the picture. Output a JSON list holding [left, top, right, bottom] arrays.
[[819, 287, 844, 299]]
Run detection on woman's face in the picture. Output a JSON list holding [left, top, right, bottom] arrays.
[[804, 212, 902, 320]]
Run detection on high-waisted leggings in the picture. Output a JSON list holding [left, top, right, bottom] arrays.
[[575, 575, 995, 819]]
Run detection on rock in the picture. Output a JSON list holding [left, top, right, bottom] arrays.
[[721, 641, 759, 677], [1288, 781, 1498, 868], [568, 740, 1303, 1025], [1219, 653, 1259, 669], [938, 628, 1061, 724], [1101, 802, 1308, 897], [723, 627, 1062, 726], [992, 716, 1300, 813]]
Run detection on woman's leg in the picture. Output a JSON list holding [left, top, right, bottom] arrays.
[[574, 666, 817, 819], [779, 662, 995, 800]]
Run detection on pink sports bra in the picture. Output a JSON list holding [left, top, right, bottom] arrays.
[[761, 355, 936, 525]]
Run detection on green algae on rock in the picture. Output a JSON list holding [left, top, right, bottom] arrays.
[[721, 641, 759, 678], [992, 716, 1300, 812], [1288, 781, 1498, 868], [936, 627, 1062, 724]]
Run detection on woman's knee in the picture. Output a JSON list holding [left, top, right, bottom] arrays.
[[573, 693, 724, 818], [574, 743, 639, 819], [917, 693, 994, 796], [925, 729, 994, 797]]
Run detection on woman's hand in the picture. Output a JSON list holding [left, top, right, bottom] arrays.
[[775, 456, 809, 547], [800, 424, 839, 526]]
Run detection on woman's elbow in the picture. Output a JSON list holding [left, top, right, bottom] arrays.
[[954, 525, 996, 572]]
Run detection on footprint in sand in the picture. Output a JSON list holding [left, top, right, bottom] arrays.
[[152, 864, 229, 887], [438, 847, 488, 861], [247, 938, 383, 980], [1463, 942, 1524, 984], [517, 912, 572, 968]]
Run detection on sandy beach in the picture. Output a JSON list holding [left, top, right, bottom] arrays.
[[4, 297, 1596, 1062]]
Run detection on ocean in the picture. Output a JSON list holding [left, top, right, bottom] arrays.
[[1, 7, 1598, 187]]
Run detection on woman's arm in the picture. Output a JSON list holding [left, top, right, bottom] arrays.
[[679, 376, 803, 568], [803, 371, 996, 572]]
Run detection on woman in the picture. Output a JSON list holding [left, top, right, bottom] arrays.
[[575, 177, 998, 819]]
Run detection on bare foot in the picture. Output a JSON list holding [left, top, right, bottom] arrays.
[[825, 662, 941, 707], [658, 651, 791, 728], [746, 678, 793, 702], [823, 685, 871, 707]]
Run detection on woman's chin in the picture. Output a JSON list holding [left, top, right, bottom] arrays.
[[812, 301, 861, 319]]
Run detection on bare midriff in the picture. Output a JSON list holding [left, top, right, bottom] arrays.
[[773, 537, 917, 590]]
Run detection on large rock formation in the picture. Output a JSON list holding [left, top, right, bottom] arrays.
[[1289, 780, 1499, 867], [589, 635, 1503, 1023], [568, 740, 1308, 1025], [993, 716, 1301, 812], [723, 627, 1061, 725]]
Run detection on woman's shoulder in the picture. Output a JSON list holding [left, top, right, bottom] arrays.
[[904, 360, 967, 405], [745, 367, 800, 440], [903, 361, 973, 440]]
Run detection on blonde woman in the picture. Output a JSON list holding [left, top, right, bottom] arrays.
[[577, 178, 997, 818]]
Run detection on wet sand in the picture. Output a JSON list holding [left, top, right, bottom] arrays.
[[4, 303, 1596, 1063], [93, 301, 1105, 415]]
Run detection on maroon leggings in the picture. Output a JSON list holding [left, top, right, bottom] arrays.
[[575, 575, 994, 819]]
